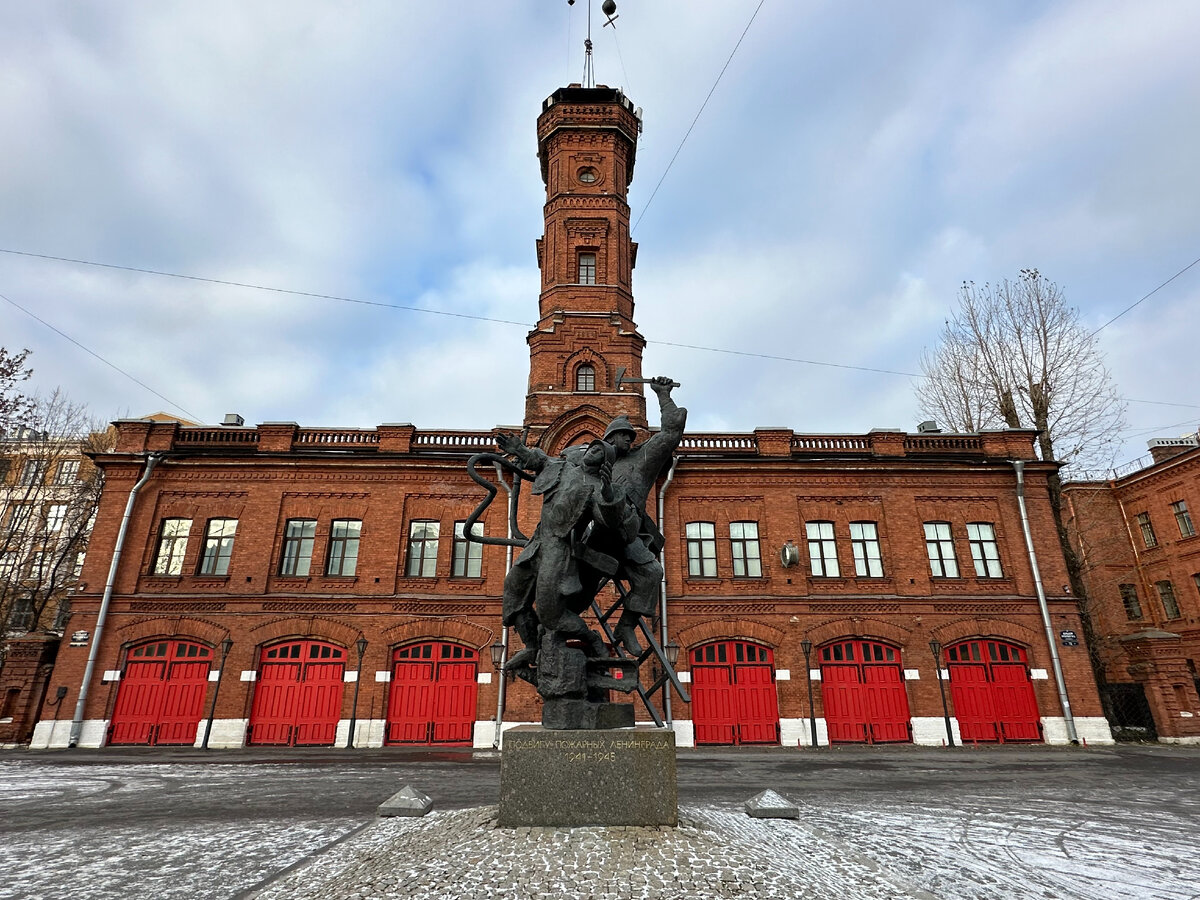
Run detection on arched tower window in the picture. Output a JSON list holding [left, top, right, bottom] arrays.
[[576, 364, 596, 392]]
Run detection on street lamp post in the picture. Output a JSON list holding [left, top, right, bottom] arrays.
[[201, 638, 234, 750], [800, 640, 818, 748], [929, 640, 955, 747], [347, 637, 368, 749]]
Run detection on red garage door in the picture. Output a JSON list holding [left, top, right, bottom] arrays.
[[946, 640, 1042, 742], [109, 640, 212, 745], [387, 643, 478, 746], [820, 640, 911, 744], [690, 641, 780, 745], [248, 641, 346, 746]]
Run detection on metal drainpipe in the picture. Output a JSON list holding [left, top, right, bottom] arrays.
[[1010, 459, 1079, 745], [658, 456, 679, 725], [493, 463, 514, 750], [69, 452, 162, 747]]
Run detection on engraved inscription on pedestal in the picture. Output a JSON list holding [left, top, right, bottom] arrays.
[[498, 725, 678, 827]]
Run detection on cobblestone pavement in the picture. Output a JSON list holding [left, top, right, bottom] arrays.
[[3, 747, 1200, 899], [250, 806, 929, 900]]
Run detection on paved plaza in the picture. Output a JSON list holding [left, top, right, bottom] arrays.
[[1, 745, 1198, 899]]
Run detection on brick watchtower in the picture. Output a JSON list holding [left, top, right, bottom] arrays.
[[524, 85, 649, 447]]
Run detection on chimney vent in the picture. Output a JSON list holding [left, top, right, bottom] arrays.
[[222, 413, 245, 427], [917, 420, 941, 434]]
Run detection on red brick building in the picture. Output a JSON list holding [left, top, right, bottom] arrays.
[[32, 85, 1111, 750], [1063, 434, 1200, 742]]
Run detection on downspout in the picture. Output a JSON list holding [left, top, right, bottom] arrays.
[[69, 452, 162, 747], [658, 456, 679, 725], [1010, 459, 1078, 745]]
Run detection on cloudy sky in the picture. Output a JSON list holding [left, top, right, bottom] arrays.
[[1, 1, 1197, 469]]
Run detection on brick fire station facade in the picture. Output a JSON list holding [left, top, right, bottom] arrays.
[[32, 86, 1111, 750]]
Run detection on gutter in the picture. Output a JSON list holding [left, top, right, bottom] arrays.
[[69, 453, 162, 747], [658, 456, 680, 725], [1010, 459, 1078, 744]]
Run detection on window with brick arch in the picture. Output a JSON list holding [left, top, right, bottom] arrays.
[[152, 518, 191, 576], [1172, 500, 1195, 538], [849, 522, 883, 577], [1157, 581, 1181, 619], [924, 522, 959, 578], [1119, 583, 1143, 620], [406, 520, 440, 577], [575, 364, 596, 392], [729, 521, 762, 577], [452, 521, 483, 577], [577, 251, 597, 285], [326, 519, 361, 576], [686, 522, 717, 577], [806, 521, 839, 577], [966, 522, 1003, 578], [280, 518, 316, 576], [198, 518, 237, 576], [1136, 512, 1157, 548]]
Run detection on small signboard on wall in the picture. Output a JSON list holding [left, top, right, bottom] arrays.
[[69, 631, 90, 647], [1059, 630, 1079, 647]]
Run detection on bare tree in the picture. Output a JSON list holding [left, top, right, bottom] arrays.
[[917, 269, 1126, 472], [0, 348, 36, 437], [0, 390, 112, 640], [916, 269, 1128, 679]]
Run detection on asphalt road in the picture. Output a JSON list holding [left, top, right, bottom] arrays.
[[2, 743, 1198, 899]]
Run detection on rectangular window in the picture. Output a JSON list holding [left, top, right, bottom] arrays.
[[729, 521, 762, 577], [966, 522, 1004, 578], [280, 519, 317, 576], [0, 552, 18, 578], [5, 502, 34, 533], [46, 504, 69, 533], [1172, 500, 1195, 538], [1157, 580, 1181, 619], [806, 521, 840, 577], [406, 520, 440, 577], [578, 251, 597, 285], [849, 521, 884, 577], [686, 522, 717, 577], [55, 460, 81, 484], [1119, 583, 1143, 620], [452, 521, 483, 577], [74, 552, 86, 578], [326, 519, 362, 576], [198, 518, 238, 575], [1136, 512, 1157, 548], [924, 522, 959, 578], [152, 518, 191, 576], [18, 459, 47, 486], [1193, 573, 1200, 601]]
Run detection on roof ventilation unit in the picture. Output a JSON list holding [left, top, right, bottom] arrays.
[[917, 420, 941, 434], [222, 413, 245, 427]]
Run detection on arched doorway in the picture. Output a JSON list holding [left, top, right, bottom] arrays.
[[386, 642, 479, 746], [248, 640, 346, 746], [689, 640, 780, 745], [109, 640, 213, 745], [945, 639, 1042, 742], [819, 639, 911, 743]]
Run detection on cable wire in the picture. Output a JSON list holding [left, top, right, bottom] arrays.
[[632, 0, 767, 233], [1090, 253, 1200, 336], [0, 290, 200, 421]]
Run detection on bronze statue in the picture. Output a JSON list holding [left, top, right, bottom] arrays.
[[469, 375, 686, 729]]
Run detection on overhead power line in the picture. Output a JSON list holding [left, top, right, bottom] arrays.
[[0, 290, 199, 421], [631, 0, 767, 234], [1090, 253, 1200, 336], [0, 246, 917, 381]]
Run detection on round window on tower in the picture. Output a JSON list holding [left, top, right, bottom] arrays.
[[577, 167, 598, 184]]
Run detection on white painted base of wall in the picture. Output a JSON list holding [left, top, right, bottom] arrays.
[[669, 719, 694, 748], [1160, 735, 1200, 744], [30, 719, 108, 749], [195, 719, 248, 748], [780, 717, 829, 747], [911, 716, 962, 746], [1041, 716, 1114, 745]]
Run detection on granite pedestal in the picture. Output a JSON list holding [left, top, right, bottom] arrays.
[[498, 725, 678, 827]]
